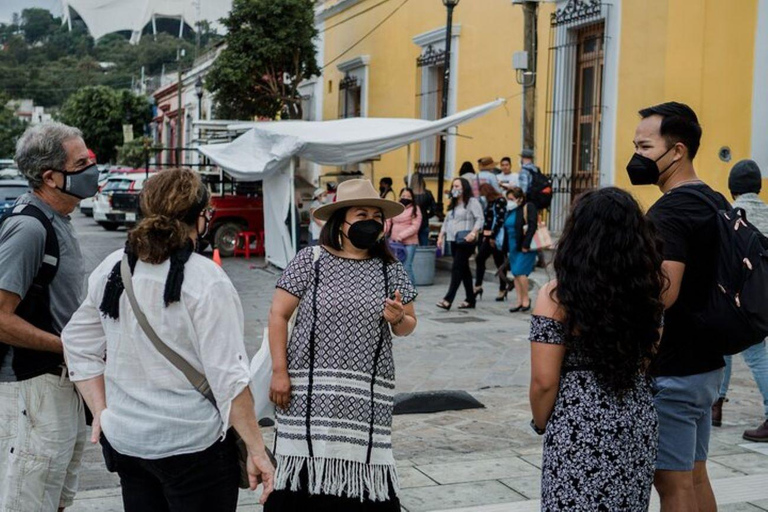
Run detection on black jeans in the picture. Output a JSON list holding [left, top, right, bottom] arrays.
[[475, 238, 506, 291], [444, 241, 476, 304], [101, 431, 240, 512]]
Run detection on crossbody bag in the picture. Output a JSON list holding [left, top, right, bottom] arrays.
[[120, 254, 267, 489]]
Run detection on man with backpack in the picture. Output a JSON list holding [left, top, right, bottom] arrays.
[[632, 102, 727, 512], [0, 122, 97, 511], [517, 149, 552, 210], [712, 159, 768, 440]]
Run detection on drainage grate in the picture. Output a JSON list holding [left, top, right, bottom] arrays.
[[437, 316, 487, 324]]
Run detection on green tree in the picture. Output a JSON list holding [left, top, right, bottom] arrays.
[[206, 0, 319, 120], [59, 86, 151, 163], [116, 136, 161, 168], [21, 8, 58, 44], [0, 93, 27, 159]]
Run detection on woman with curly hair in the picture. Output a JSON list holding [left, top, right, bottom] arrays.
[[529, 187, 665, 511]]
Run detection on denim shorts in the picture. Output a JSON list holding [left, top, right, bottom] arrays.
[[652, 368, 723, 471]]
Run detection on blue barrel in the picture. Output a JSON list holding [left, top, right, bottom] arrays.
[[413, 246, 437, 286]]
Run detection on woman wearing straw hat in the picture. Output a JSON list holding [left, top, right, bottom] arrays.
[[266, 179, 418, 511]]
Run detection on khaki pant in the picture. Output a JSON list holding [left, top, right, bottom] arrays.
[[0, 371, 87, 511]]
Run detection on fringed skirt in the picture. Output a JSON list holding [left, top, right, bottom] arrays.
[[264, 456, 401, 512]]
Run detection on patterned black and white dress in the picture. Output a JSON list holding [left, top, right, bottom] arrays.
[[267, 247, 416, 510], [530, 315, 658, 511]]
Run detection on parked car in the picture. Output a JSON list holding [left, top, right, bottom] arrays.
[[79, 166, 112, 217], [200, 173, 264, 257], [0, 179, 30, 218], [93, 170, 149, 231]]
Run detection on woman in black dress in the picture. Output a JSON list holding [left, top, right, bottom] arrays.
[[529, 187, 665, 511]]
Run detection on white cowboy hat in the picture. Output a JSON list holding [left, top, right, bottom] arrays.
[[312, 179, 404, 221]]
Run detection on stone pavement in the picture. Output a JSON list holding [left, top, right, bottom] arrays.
[[67, 214, 768, 511]]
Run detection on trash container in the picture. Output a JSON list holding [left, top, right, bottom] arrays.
[[413, 246, 437, 286]]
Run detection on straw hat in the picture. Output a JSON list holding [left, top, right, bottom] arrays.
[[312, 179, 404, 221], [478, 156, 497, 170]]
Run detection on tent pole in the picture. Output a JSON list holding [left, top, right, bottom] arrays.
[[406, 143, 413, 186], [290, 159, 297, 255]]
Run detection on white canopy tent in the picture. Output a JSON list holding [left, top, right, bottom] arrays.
[[197, 99, 505, 269], [61, 0, 231, 41]]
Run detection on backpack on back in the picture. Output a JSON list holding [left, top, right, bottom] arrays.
[[526, 166, 553, 210], [674, 187, 768, 355]]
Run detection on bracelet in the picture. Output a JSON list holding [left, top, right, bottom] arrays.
[[392, 313, 406, 327]]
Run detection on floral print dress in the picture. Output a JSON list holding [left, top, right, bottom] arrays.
[[530, 315, 659, 511]]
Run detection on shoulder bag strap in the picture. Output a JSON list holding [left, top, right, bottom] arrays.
[[120, 255, 216, 406]]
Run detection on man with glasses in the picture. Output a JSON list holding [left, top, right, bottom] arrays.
[[0, 122, 98, 511]]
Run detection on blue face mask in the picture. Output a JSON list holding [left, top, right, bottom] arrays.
[[53, 163, 100, 199]]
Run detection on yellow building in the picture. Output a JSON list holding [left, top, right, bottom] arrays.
[[311, 0, 768, 230]]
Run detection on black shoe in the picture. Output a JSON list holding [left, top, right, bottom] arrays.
[[473, 287, 484, 301], [436, 300, 452, 311], [744, 420, 768, 442], [520, 303, 531, 312], [509, 304, 524, 313], [495, 290, 508, 302], [458, 301, 476, 309]]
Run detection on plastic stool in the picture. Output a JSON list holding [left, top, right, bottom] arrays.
[[233, 231, 258, 259]]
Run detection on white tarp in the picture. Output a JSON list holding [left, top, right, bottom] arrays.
[[197, 99, 505, 268], [61, 0, 231, 41]]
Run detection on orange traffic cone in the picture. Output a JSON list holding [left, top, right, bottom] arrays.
[[212, 248, 222, 267]]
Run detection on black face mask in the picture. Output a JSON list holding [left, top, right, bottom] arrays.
[[626, 146, 677, 185], [344, 219, 383, 250], [400, 198, 413, 207]]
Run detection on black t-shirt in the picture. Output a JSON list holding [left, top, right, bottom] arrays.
[[647, 183, 729, 377]]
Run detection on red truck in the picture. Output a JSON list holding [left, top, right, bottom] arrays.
[[201, 175, 264, 257]]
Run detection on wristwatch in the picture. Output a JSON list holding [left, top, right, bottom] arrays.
[[530, 419, 546, 436]]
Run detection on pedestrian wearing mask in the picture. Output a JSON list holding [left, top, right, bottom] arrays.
[[62, 168, 274, 511], [408, 172, 436, 246], [530, 187, 663, 511], [631, 102, 727, 511], [0, 122, 96, 512], [385, 187, 422, 286], [436, 177, 484, 310], [309, 188, 327, 246], [379, 177, 396, 201], [504, 187, 538, 312], [266, 179, 417, 511], [713, 159, 768, 440], [474, 184, 507, 302]]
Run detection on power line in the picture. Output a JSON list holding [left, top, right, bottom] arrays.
[[319, 0, 392, 34], [322, 0, 410, 71]]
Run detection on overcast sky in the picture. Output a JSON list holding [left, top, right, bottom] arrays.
[[0, 0, 62, 24]]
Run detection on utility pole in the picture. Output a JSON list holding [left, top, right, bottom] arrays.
[[522, 1, 538, 151], [176, 69, 183, 166]]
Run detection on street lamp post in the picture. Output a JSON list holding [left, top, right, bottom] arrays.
[[195, 76, 204, 167], [436, 0, 459, 218]]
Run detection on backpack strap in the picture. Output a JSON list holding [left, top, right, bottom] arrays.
[[668, 186, 723, 213], [2, 204, 59, 287]]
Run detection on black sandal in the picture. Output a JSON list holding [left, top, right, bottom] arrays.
[[436, 300, 452, 311]]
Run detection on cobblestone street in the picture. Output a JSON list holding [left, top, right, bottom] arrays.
[[68, 215, 768, 512]]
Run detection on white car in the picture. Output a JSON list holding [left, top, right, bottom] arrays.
[[79, 167, 111, 217], [93, 171, 149, 231]]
